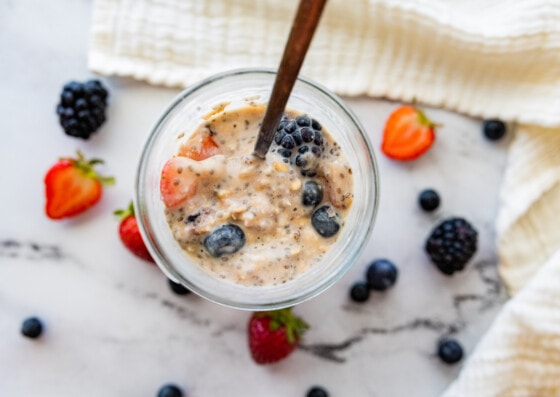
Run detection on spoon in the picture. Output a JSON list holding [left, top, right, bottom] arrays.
[[253, 0, 328, 159]]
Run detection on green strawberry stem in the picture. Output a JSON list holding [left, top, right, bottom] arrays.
[[415, 107, 442, 129], [64, 150, 116, 186], [114, 201, 135, 220], [256, 307, 309, 344]]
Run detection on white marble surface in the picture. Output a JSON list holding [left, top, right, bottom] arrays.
[[0, 1, 511, 396]]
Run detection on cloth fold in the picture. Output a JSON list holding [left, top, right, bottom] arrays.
[[443, 125, 560, 396], [497, 125, 560, 295], [442, 250, 560, 397], [88, 1, 560, 395], [89, 0, 560, 127]]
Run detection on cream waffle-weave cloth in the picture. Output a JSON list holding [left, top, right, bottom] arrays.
[[88, 0, 560, 395]]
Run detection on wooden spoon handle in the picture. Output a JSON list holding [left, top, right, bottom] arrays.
[[253, 0, 328, 159]]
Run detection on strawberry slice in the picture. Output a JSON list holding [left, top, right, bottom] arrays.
[[381, 105, 437, 161], [178, 130, 221, 161], [160, 157, 198, 208], [45, 151, 114, 220]]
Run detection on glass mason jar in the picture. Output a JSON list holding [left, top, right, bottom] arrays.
[[135, 69, 379, 310]]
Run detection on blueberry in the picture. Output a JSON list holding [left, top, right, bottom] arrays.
[[296, 115, 311, 126], [483, 119, 506, 141], [157, 384, 183, 397], [437, 339, 464, 364], [366, 259, 398, 291], [302, 180, 323, 207], [301, 127, 315, 143], [21, 317, 43, 339], [277, 148, 292, 158], [419, 189, 440, 212], [298, 145, 310, 154], [281, 135, 296, 149], [311, 205, 340, 238], [350, 282, 370, 303], [307, 386, 329, 397], [168, 279, 191, 296], [311, 146, 322, 157], [204, 224, 246, 257]]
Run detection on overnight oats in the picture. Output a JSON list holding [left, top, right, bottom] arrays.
[[135, 69, 378, 310], [160, 104, 353, 287]]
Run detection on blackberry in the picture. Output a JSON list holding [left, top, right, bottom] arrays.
[[277, 148, 292, 158], [483, 119, 506, 141], [273, 114, 324, 175], [419, 189, 440, 212], [21, 317, 43, 339], [437, 339, 464, 364], [168, 279, 191, 296], [56, 79, 109, 139], [425, 217, 478, 275], [307, 386, 329, 397], [157, 384, 183, 397], [349, 282, 370, 303]]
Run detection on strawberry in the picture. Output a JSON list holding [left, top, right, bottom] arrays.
[[160, 157, 198, 208], [114, 202, 154, 263], [178, 130, 221, 161], [381, 105, 437, 161], [248, 307, 309, 364], [44, 151, 114, 220]]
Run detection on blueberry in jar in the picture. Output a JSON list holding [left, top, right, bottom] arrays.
[[204, 224, 246, 257], [366, 259, 398, 291], [311, 205, 340, 238], [302, 180, 323, 207]]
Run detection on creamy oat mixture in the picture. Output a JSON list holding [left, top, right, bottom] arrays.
[[161, 103, 353, 286]]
